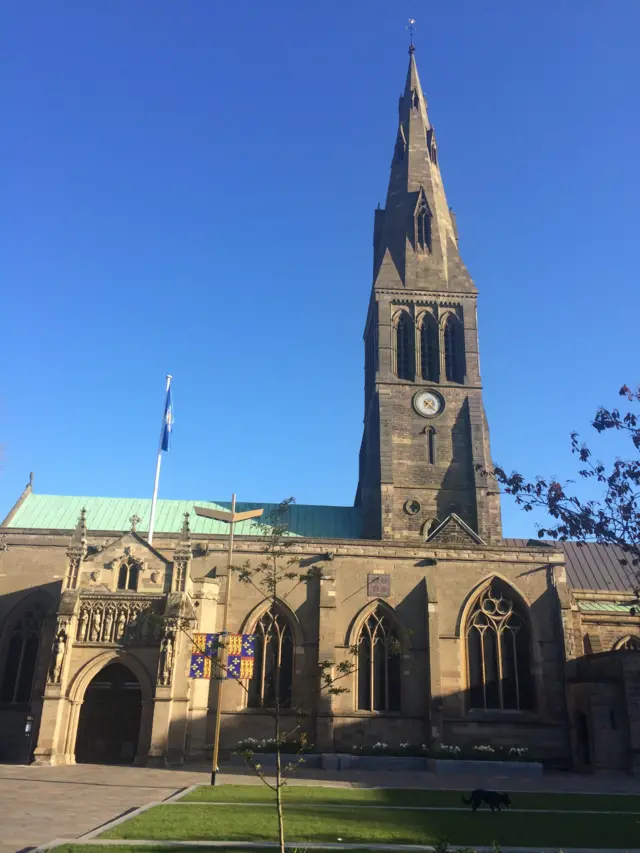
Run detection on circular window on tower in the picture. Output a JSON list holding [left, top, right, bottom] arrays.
[[404, 499, 421, 516]]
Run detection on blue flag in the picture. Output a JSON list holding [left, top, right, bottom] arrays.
[[161, 387, 173, 452]]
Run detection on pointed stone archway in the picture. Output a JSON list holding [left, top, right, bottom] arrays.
[[75, 662, 143, 764]]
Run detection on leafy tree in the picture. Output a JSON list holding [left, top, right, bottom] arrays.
[[482, 385, 640, 580]]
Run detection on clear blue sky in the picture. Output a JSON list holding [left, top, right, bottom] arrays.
[[2, 0, 638, 537]]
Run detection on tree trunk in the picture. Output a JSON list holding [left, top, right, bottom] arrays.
[[275, 725, 285, 853], [273, 581, 285, 853]]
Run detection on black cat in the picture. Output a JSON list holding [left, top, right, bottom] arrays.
[[462, 789, 512, 812]]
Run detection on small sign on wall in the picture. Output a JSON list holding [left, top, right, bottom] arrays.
[[367, 573, 391, 597]]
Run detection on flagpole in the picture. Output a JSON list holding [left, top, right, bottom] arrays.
[[192, 497, 264, 785], [148, 374, 172, 546], [210, 492, 236, 786]]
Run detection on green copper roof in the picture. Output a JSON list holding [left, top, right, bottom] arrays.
[[5, 493, 362, 540], [578, 600, 635, 614]]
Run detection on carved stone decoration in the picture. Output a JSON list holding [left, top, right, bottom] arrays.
[[172, 512, 192, 593], [158, 627, 176, 687], [48, 621, 69, 684], [367, 573, 391, 598], [103, 606, 115, 642], [90, 608, 102, 642], [65, 509, 88, 590], [90, 569, 102, 583], [150, 571, 160, 585], [78, 606, 89, 641], [76, 595, 163, 646], [115, 609, 126, 640]]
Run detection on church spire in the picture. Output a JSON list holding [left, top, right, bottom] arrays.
[[373, 48, 473, 292], [358, 45, 502, 544]]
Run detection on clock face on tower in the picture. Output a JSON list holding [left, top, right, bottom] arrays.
[[412, 390, 443, 418]]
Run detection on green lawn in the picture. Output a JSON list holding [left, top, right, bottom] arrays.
[[183, 783, 640, 813], [54, 849, 381, 853], [99, 802, 640, 848]]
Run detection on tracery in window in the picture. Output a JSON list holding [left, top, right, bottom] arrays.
[[466, 583, 534, 711], [615, 636, 640, 651], [443, 314, 464, 383], [357, 607, 401, 712], [394, 312, 414, 380], [248, 606, 294, 709], [420, 313, 439, 381], [0, 602, 46, 704], [117, 557, 141, 591]]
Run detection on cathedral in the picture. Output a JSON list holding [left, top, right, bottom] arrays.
[[1, 47, 639, 772]]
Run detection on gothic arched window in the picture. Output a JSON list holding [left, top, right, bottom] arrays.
[[466, 583, 534, 711], [357, 607, 401, 712], [415, 199, 431, 252], [395, 313, 414, 380], [420, 313, 439, 381], [248, 607, 294, 709], [426, 426, 436, 465], [615, 636, 640, 651], [0, 602, 47, 704], [117, 557, 141, 591], [443, 314, 464, 383]]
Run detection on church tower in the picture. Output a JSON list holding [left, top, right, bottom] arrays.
[[356, 46, 502, 543]]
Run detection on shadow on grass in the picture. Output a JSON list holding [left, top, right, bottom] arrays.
[[99, 802, 640, 849]]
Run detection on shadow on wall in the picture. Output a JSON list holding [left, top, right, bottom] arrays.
[[437, 401, 475, 529], [0, 582, 62, 763]]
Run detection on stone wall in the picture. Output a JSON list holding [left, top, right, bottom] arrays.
[[0, 528, 580, 767]]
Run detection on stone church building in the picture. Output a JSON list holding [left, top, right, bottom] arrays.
[[1, 48, 639, 772]]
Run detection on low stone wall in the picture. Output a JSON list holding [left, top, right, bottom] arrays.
[[226, 752, 543, 775], [429, 758, 543, 776]]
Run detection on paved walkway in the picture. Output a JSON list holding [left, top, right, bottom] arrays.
[[2, 763, 640, 853]]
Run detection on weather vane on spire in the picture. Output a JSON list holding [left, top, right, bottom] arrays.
[[407, 18, 416, 52]]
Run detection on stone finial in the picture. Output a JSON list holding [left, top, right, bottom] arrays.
[[180, 512, 191, 552], [130, 513, 141, 532], [68, 508, 88, 555]]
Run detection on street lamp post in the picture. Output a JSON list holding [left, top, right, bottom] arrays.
[[194, 495, 264, 785]]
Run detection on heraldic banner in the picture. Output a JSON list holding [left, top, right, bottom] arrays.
[[189, 633, 255, 680]]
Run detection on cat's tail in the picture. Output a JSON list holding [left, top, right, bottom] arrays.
[[462, 796, 472, 804]]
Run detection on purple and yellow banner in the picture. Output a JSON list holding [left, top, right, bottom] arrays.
[[188, 633, 256, 680]]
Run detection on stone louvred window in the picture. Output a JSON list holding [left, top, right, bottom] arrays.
[[415, 197, 431, 252], [426, 426, 436, 465], [248, 607, 294, 709], [118, 557, 141, 591], [357, 607, 401, 712], [420, 313, 439, 381], [443, 313, 464, 383], [466, 583, 534, 711], [0, 602, 46, 704], [394, 312, 414, 380]]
